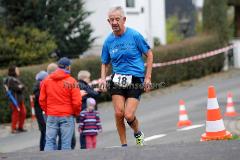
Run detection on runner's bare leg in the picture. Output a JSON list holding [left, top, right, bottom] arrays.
[[125, 98, 139, 133], [112, 95, 127, 145]]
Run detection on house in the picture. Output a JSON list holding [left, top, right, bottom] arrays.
[[83, 0, 166, 56]]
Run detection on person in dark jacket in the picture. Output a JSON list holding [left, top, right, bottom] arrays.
[[33, 70, 48, 151], [77, 70, 100, 110], [6, 65, 27, 133], [77, 70, 100, 149]]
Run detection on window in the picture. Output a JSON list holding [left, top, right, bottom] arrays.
[[125, 0, 139, 15], [126, 0, 135, 8]]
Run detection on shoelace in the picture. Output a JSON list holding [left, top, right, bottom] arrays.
[[136, 136, 143, 144]]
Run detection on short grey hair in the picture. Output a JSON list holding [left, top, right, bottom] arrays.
[[78, 70, 91, 80], [47, 63, 58, 74], [108, 6, 125, 17]]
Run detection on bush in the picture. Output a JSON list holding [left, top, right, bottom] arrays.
[[0, 25, 57, 67], [166, 15, 184, 44], [0, 57, 111, 123], [0, 66, 47, 123], [0, 34, 226, 123]]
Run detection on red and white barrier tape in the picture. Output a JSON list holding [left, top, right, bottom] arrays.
[[29, 95, 36, 120], [89, 45, 234, 85], [89, 76, 111, 86], [152, 45, 233, 68]]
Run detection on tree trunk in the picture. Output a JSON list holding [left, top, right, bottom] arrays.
[[235, 6, 240, 37]]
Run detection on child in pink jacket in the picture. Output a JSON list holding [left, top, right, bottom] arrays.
[[79, 98, 102, 149]]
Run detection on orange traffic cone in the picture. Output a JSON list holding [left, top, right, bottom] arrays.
[[177, 99, 192, 127], [201, 86, 232, 141], [30, 95, 36, 121], [224, 92, 238, 117]]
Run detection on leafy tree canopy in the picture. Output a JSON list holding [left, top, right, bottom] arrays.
[[0, 0, 95, 58]]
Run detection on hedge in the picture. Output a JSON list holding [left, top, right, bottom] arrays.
[[0, 34, 225, 123], [0, 57, 110, 123], [151, 34, 224, 87]]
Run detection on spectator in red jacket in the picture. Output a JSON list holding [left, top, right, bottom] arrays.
[[39, 57, 82, 151]]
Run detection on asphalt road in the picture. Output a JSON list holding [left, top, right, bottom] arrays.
[[1, 141, 240, 160], [1, 69, 240, 159]]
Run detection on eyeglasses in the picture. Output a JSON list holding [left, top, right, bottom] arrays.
[[108, 17, 123, 24]]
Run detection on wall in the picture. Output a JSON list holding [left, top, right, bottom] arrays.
[[84, 0, 166, 55], [150, 0, 166, 45]]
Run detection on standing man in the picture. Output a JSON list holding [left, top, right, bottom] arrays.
[[100, 6, 153, 146], [46, 62, 78, 150], [39, 57, 82, 151]]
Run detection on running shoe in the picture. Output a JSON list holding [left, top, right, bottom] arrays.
[[135, 131, 144, 146]]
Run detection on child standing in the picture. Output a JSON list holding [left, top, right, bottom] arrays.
[[78, 98, 102, 149]]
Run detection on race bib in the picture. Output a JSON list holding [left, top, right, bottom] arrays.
[[112, 74, 132, 87]]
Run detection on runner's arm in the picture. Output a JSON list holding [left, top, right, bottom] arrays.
[[100, 64, 110, 92], [144, 50, 153, 92], [101, 64, 110, 80]]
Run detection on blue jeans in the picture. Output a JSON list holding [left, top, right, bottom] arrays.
[[44, 116, 75, 151], [58, 129, 76, 150]]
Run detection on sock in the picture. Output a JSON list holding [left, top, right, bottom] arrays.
[[122, 144, 128, 147], [127, 117, 136, 126], [134, 131, 142, 138]]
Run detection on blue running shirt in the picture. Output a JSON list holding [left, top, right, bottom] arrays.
[[101, 27, 150, 77]]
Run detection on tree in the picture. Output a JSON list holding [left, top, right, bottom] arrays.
[[228, 0, 240, 37], [166, 16, 183, 44], [0, 0, 94, 58], [0, 25, 57, 67], [202, 0, 229, 43]]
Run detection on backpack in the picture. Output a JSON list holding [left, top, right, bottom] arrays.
[[2, 77, 9, 93]]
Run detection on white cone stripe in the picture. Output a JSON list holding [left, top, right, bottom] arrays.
[[206, 119, 225, 132], [227, 98, 233, 103], [31, 108, 35, 115], [227, 107, 235, 112], [179, 105, 186, 111], [178, 124, 204, 131], [179, 115, 188, 121], [207, 98, 219, 110]]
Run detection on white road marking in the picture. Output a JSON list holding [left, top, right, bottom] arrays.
[[106, 124, 204, 148], [106, 134, 167, 148], [106, 146, 121, 149], [144, 134, 167, 142], [177, 124, 205, 131]]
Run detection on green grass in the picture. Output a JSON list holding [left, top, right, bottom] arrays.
[[230, 134, 240, 140]]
